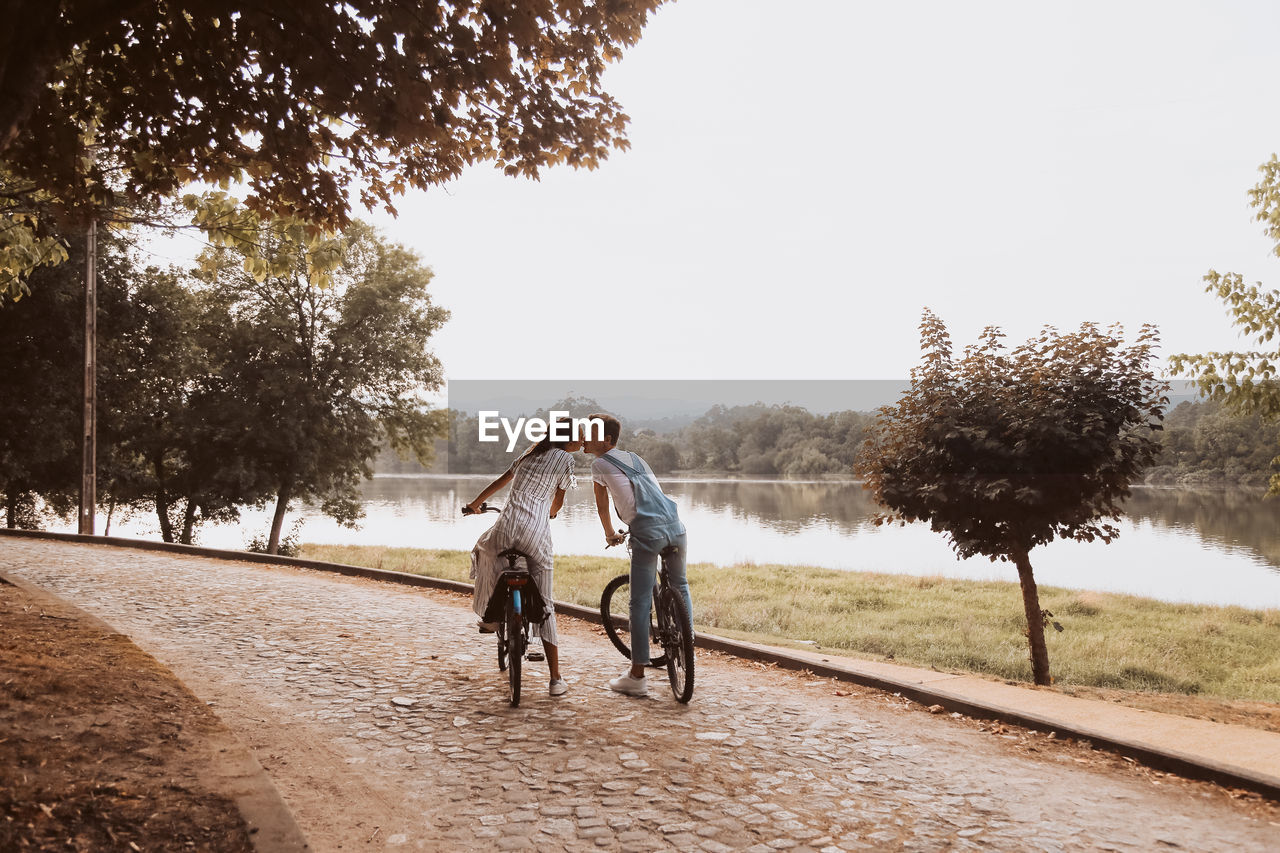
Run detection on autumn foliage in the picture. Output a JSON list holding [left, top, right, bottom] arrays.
[[1, 1, 669, 300], [1, 1, 669, 222]]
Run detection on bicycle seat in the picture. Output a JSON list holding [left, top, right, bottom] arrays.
[[497, 547, 533, 566], [660, 544, 680, 558]]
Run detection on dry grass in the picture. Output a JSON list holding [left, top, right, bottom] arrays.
[[302, 544, 1280, 704]]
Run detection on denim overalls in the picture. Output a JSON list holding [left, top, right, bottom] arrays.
[[600, 451, 693, 665]]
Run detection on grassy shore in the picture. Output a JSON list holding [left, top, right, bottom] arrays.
[[301, 544, 1280, 705]]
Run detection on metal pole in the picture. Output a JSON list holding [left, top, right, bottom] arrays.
[[79, 219, 97, 534]]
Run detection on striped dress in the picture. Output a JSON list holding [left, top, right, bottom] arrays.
[[470, 447, 576, 646]]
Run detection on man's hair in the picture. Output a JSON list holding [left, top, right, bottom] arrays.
[[588, 412, 621, 446]]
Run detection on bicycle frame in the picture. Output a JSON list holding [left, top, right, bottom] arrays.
[[600, 531, 695, 702], [464, 503, 540, 707]]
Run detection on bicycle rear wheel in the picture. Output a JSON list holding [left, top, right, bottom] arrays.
[[505, 595, 523, 707], [658, 588, 695, 703], [600, 574, 667, 668], [496, 615, 509, 672]]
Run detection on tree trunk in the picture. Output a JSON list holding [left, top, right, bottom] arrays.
[[153, 457, 173, 543], [267, 484, 292, 555], [180, 499, 196, 545], [1012, 548, 1051, 686]]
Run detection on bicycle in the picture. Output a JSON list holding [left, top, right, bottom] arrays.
[[598, 530, 695, 703], [462, 502, 547, 707]]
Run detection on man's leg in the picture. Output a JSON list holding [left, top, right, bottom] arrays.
[[666, 533, 693, 628], [628, 541, 660, 677]]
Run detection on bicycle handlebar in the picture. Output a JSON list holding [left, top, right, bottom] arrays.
[[462, 502, 501, 516], [605, 528, 629, 548]]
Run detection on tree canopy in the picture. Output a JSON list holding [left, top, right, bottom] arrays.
[[856, 310, 1168, 685], [1169, 154, 1280, 494], [0, 1, 669, 301], [198, 218, 448, 553], [1, 211, 447, 550], [2, 1, 667, 220], [0, 225, 93, 526]]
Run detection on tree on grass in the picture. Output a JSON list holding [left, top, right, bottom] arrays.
[[0, 229, 87, 526], [1170, 155, 1280, 495], [98, 266, 261, 544], [855, 310, 1168, 685], [201, 220, 448, 554]]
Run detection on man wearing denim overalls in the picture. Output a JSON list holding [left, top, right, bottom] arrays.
[[583, 413, 693, 697]]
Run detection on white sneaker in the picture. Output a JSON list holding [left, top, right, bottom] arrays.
[[609, 672, 648, 696], [549, 679, 567, 697]]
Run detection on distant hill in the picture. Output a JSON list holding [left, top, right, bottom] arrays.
[[445, 379, 911, 423]]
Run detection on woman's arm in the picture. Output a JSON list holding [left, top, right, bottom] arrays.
[[465, 466, 515, 513], [550, 487, 566, 518]]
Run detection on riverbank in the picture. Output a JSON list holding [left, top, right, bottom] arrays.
[[303, 544, 1280, 726]]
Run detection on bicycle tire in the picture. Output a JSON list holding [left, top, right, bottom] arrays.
[[599, 574, 667, 668], [496, 617, 508, 672], [659, 588, 695, 703], [505, 595, 522, 707]]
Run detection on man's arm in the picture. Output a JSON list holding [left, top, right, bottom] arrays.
[[594, 481, 625, 545]]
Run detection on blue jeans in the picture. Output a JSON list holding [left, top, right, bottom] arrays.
[[629, 532, 692, 666]]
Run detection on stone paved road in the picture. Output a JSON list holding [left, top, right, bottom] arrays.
[[3, 539, 1276, 852]]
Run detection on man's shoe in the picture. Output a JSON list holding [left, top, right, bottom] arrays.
[[477, 621, 498, 633], [549, 679, 567, 697], [608, 672, 648, 697]]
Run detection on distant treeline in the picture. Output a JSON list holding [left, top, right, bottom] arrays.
[[378, 398, 1279, 488], [1145, 399, 1280, 489]]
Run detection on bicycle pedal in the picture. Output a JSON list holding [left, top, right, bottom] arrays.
[[526, 651, 545, 662]]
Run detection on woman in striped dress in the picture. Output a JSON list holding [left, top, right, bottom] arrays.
[[464, 434, 580, 697]]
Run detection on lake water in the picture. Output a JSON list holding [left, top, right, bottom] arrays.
[[90, 475, 1280, 610]]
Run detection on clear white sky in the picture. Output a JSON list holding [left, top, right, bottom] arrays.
[[373, 1, 1279, 383]]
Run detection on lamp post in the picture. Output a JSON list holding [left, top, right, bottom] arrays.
[[78, 219, 96, 534]]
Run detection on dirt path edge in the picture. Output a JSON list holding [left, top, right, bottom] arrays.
[[1, 566, 311, 852]]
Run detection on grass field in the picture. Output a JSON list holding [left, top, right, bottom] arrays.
[[301, 544, 1280, 704]]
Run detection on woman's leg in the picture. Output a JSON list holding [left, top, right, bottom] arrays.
[[528, 557, 562, 683], [471, 539, 498, 621], [545, 642, 560, 681], [628, 541, 660, 677]]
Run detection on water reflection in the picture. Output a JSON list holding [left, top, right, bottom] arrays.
[[353, 476, 1280, 608], [667, 480, 881, 535], [89, 475, 1280, 609], [1123, 487, 1280, 568]]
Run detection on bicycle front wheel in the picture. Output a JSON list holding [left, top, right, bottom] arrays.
[[600, 574, 667, 668], [659, 588, 695, 703], [505, 596, 523, 707]]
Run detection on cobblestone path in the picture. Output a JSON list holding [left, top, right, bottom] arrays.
[[3, 539, 1276, 852]]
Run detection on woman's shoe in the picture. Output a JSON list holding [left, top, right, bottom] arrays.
[[477, 621, 498, 633], [549, 679, 567, 697]]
